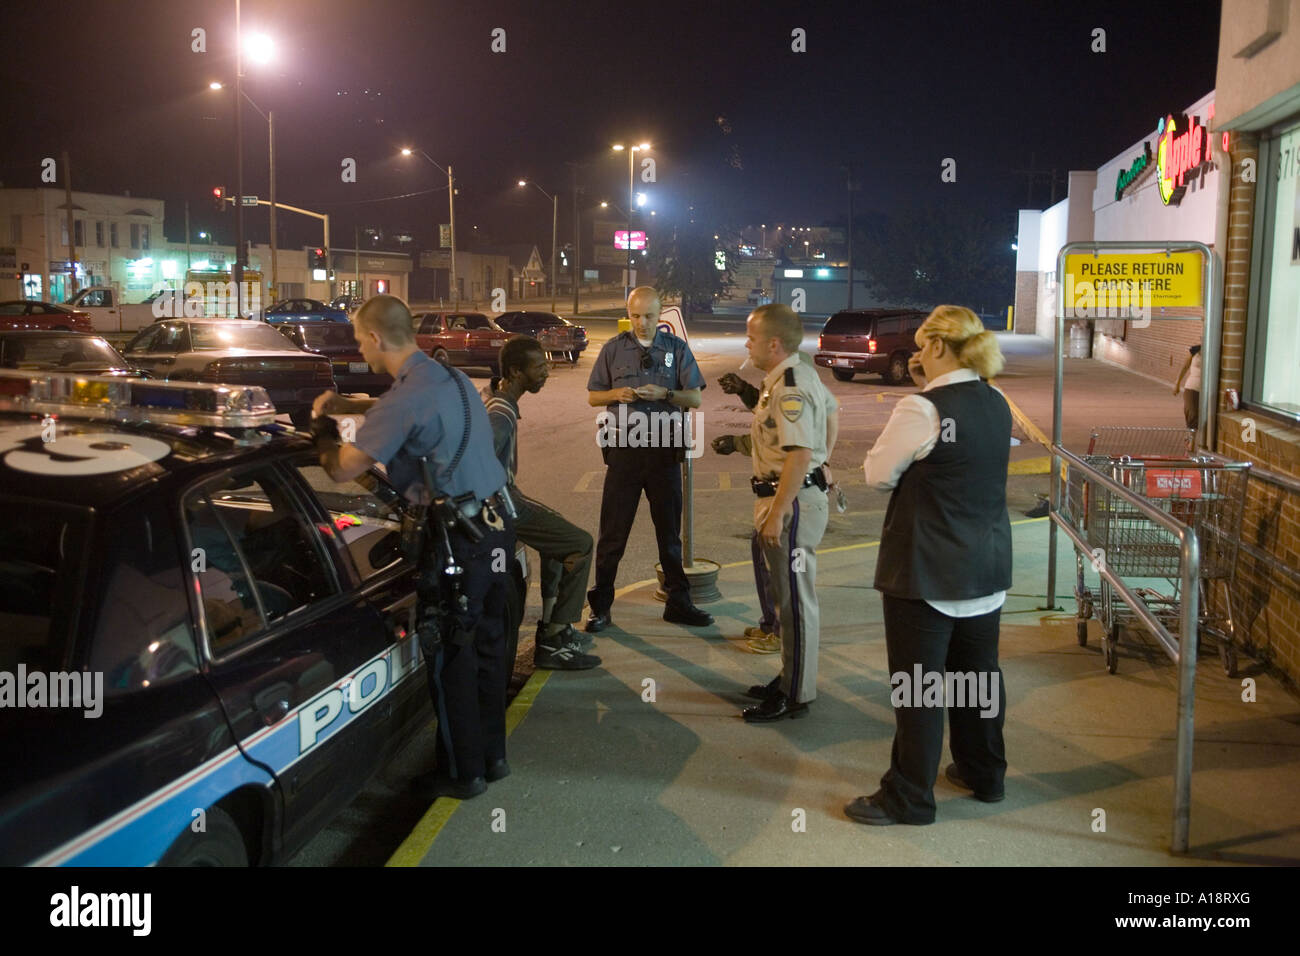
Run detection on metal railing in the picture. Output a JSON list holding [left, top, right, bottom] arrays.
[[1048, 444, 1201, 854]]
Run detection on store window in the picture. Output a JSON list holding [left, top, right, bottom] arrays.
[[1247, 119, 1300, 421], [110, 222, 118, 248], [11, 215, 21, 244], [74, 220, 84, 246], [141, 225, 150, 251], [95, 221, 104, 247]]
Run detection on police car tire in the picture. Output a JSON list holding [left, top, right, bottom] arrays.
[[158, 806, 249, 867], [885, 352, 910, 386], [831, 368, 854, 381]]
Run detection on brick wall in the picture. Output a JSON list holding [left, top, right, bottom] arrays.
[[1093, 319, 1204, 385], [1013, 271, 1037, 334], [1213, 132, 1300, 689]]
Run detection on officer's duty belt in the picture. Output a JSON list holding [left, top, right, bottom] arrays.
[[750, 470, 824, 497]]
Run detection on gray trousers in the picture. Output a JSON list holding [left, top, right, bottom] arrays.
[[755, 487, 829, 702], [514, 491, 593, 626]]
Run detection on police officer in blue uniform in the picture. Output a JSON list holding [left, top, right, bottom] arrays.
[[585, 286, 713, 631], [314, 295, 515, 801]]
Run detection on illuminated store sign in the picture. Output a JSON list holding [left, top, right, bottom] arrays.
[[1156, 112, 1212, 206], [1115, 142, 1154, 201]]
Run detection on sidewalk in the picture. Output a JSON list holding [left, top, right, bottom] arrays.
[[388, 342, 1300, 866]]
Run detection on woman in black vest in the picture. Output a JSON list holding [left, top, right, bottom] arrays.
[[847, 305, 1012, 826]]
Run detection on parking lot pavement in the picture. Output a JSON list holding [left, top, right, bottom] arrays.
[[394, 516, 1300, 866]]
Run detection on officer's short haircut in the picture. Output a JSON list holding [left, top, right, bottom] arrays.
[[354, 294, 415, 347], [628, 285, 661, 310], [500, 335, 545, 378], [752, 304, 802, 353]]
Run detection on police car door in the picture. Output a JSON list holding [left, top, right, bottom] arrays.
[[181, 458, 390, 854]]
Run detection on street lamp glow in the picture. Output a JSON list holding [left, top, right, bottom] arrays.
[[517, 180, 527, 187], [638, 142, 650, 150], [400, 147, 413, 156], [636, 192, 647, 207], [244, 33, 276, 65], [612, 144, 625, 152], [600, 201, 609, 208], [209, 81, 224, 90]]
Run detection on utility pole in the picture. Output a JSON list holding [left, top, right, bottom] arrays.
[[448, 164, 458, 309], [354, 225, 360, 297], [185, 200, 192, 270], [62, 151, 78, 297], [568, 161, 583, 314], [844, 163, 858, 309], [550, 192, 558, 313]]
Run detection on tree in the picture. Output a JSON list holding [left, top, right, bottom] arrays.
[[860, 203, 1014, 313], [647, 215, 738, 323]]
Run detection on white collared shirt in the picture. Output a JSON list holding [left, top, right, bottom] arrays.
[[863, 367, 1005, 618]]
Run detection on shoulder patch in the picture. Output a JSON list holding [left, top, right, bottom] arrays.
[[779, 392, 805, 422], [783, 367, 795, 386]]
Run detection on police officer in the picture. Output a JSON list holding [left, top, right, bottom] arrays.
[[585, 286, 713, 631], [313, 294, 515, 801], [736, 304, 834, 722]]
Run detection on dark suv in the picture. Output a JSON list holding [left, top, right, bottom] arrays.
[[814, 308, 928, 384]]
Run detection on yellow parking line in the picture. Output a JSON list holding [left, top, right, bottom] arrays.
[[575, 470, 603, 492], [1008, 456, 1051, 476], [387, 514, 1049, 865], [717, 472, 731, 491]]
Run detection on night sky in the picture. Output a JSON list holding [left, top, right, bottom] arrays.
[[0, 0, 1222, 251]]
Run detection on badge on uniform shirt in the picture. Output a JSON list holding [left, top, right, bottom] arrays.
[[665, 352, 673, 368], [779, 393, 805, 422]]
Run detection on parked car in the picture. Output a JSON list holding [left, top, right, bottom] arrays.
[[492, 311, 588, 361], [412, 311, 509, 374], [275, 321, 392, 396], [0, 330, 148, 378], [814, 308, 929, 383], [121, 319, 335, 427], [259, 298, 349, 324], [65, 286, 163, 332], [0, 300, 94, 334]]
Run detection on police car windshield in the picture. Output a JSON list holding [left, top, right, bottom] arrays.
[[1, 335, 128, 370], [190, 323, 298, 351], [2, 504, 91, 668]]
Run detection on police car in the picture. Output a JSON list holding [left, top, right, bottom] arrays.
[[0, 370, 523, 865]]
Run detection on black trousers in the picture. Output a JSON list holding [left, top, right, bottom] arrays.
[[423, 514, 515, 782], [587, 446, 688, 613], [876, 595, 1007, 823]]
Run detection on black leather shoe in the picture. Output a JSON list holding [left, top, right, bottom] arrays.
[[485, 758, 510, 783], [745, 675, 781, 700], [585, 611, 613, 633], [663, 602, 714, 627], [742, 691, 809, 723], [844, 794, 899, 826], [944, 763, 1005, 802], [411, 770, 487, 801]]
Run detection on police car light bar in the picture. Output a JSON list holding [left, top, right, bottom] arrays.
[[0, 370, 277, 428]]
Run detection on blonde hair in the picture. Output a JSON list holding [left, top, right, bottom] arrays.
[[355, 294, 415, 347], [751, 303, 803, 353], [915, 305, 1004, 379]]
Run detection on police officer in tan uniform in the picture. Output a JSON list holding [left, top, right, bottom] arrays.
[[738, 304, 835, 722]]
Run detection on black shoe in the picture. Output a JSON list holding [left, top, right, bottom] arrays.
[[745, 675, 781, 700], [585, 611, 613, 633], [944, 763, 1005, 802], [664, 601, 714, 627], [742, 691, 809, 723], [485, 758, 510, 783], [411, 770, 487, 801], [537, 620, 593, 650], [535, 639, 601, 670], [844, 794, 899, 826]]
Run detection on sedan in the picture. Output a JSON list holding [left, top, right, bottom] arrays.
[[121, 319, 335, 427], [0, 300, 94, 334], [412, 311, 509, 374], [493, 311, 588, 361], [0, 330, 148, 377], [260, 298, 349, 324], [275, 321, 392, 397]]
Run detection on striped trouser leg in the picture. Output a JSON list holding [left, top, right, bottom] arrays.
[[757, 489, 828, 702]]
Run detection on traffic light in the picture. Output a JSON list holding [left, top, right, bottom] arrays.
[[212, 186, 225, 212], [308, 247, 325, 270]]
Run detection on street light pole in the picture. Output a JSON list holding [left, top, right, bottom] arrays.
[[518, 180, 559, 312], [269, 109, 277, 303], [447, 163, 458, 309], [234, 0, 244, 318]]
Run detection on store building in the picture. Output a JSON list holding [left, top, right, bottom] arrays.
[[1210, 0, 1300, 685], [1014, 91, 1220, 385]]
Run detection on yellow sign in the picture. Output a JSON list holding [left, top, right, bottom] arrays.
[[1063, 252, 1202, 313]]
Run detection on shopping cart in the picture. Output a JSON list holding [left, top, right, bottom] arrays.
[[1067, 430, 1250, 676], [537, 325, 580, 364]]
